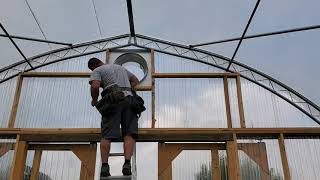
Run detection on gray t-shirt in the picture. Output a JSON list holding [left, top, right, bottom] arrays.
[[89, 64, 134, 96]]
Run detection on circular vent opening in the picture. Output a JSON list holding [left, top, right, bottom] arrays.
[[114, 53, 148, 82]]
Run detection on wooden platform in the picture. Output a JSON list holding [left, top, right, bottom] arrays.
[[0, 128, 320, 142]]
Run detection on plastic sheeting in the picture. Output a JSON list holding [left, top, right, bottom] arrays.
[[15, 77, 100, 128], [0, 78, 17, 128], [34, 51, 105, 73], [241, 78, 319, 127], [155, 52, 224, 73], [155, 78, 227, 128], [285, 138, 320, 180], [37, 151, 81, 180], [172, 150, 212, 180], [15, 77, 151, 128], [228, 79, 241, 128], [0, 138, 15, 180]]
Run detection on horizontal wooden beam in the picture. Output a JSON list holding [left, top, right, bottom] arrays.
[[20, 72, 152, 91], [0, 128, 320, 142], [22, 72, 90, 78], [23, 72, 239, 79], [152, 73, 239, 78]]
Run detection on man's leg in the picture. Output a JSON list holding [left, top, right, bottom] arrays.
[[100, 138, 111, 163], [100, 138, 111, 177], [123, 135, 135, 160]]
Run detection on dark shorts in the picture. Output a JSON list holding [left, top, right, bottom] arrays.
[[101, 96, 138, 140]]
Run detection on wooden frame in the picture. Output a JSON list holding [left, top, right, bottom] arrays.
[[1, 128, 320, 142], [9, 135, 28, 180], [236, 76, 246, 128], [8, 75, 23, 128], [13, 71, 245, 129], [224, 77, 233, 128], [158, 143, 225, 180], [279, 133, 291, 180], [226, 134, 240, 180]]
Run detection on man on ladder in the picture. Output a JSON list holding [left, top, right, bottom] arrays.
[[88, 57, 140, 178]]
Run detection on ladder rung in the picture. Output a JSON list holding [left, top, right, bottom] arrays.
[[109, 153, 124, 156], [101, 175, 131, 180]]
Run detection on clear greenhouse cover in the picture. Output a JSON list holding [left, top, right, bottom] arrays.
[[0, 1, 320, 180]]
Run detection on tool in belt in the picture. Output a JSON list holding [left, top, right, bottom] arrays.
[[95, 85, 145, 116]]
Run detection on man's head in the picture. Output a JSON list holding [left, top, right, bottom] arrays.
[[88, 57, 104, 71]]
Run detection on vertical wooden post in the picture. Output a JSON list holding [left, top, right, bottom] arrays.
[[9, 135, 28, 180], [223, 76, 232, 128], [279, 133, 291, 180], [212, 148, 221, 180], [226, 134, 240, 180], [158, 143, 182, 180], [236, 76, 246, 128], [72, 143, 97, 180], [151, 49, 156, 128], [105, 49, 110, 64], [30, 150, 42, 180], [8, 75, 24, 128]]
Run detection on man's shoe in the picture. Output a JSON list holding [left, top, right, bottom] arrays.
[[122, 162, 132, 176], [100, 164, 111, 177]]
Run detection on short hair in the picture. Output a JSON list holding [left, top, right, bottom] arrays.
[[88, 57, 102, 69]]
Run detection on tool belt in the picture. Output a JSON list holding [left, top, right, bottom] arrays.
[[95, 85, 146, 117], [95, 85, 130, 115]]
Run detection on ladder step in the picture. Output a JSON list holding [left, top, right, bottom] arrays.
[[101, 175, 131, 180], [109, 153, 124, 156]]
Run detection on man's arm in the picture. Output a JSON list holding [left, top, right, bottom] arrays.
[[90, 80, 101, 106], [129, 75, 139, 88]]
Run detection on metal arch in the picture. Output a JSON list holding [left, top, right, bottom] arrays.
[[0, 34, 319, 124]]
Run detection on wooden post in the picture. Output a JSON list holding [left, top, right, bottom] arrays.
[[226, 134, 240, 180], [30, 150, 42, 180], [151, 49, 156, 128], [224, 76, 232, 128], [212, 148, 221, 180], [158, 143, 182, 180], [9, 135, 28, 180], [8, 75, 23, 128], [72, 143, 97, 180], [236, 76, 246, 128], [279, 133, 291, 180], [105, 49, 110, 64], [238, 143, 270, 180]]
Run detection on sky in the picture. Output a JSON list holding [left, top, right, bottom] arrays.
[[0, 0, 319, 105], [0, 0, 320, 179]]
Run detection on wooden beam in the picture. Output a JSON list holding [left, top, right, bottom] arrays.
[[238, 143, 270, 180], [158, 143, 182, 180], [9, 135, 28, 180], [236, 76, 246, 128], [22, 72, 89, 78], [211, 148, 221, 180], [30, 150, 42, 180], [152, 73, 239, 78], [0, 143, 15, 157], [72, 143, 97, 180], [224, 77, 232, 128], [8, 75, 23, 128], [105, 49, 110, 64], [226, 134, 240, 180], [1, 128, 320, 142], [28, 144, 94, 150], [279, 133, 291, 180], [151, 49, 156, 128]]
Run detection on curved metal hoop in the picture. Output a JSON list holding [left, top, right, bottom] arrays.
[[0, 34, 319, 124]]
